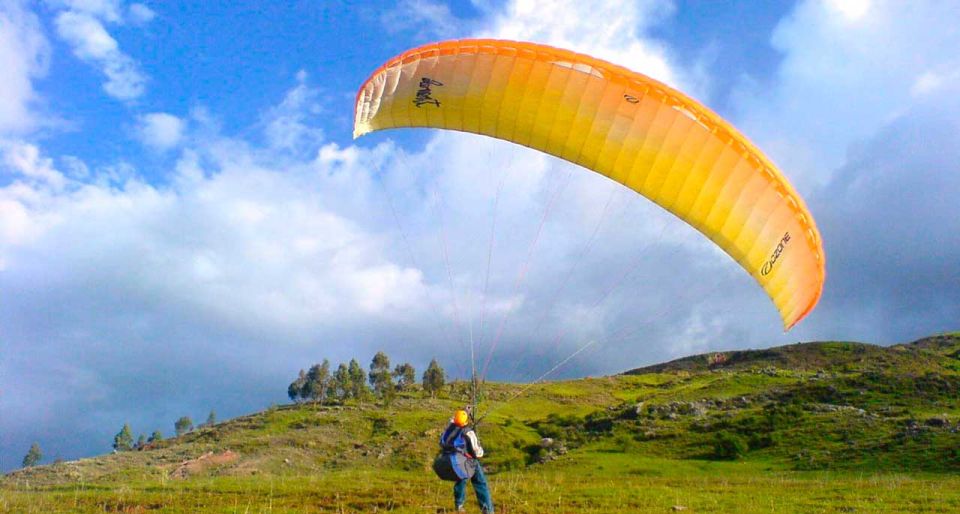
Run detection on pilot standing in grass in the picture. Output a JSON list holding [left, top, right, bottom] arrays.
[[433, 409, 494, 513]]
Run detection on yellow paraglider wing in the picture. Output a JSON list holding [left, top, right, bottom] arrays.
[[353, 39, 825, 330]]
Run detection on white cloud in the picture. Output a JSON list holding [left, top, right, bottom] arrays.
[[55, 11, 117, 58], [127, 2, 155, 25], [53, 5, 147, 101], [47, 0, 124, 22], [317, 142, 360, 168], [825, 0, 871, 21], [0, 143, 68, 272], [259, 71, 324, 155], [0, 1, 50, 134], [46, 1, 154, 30], [480, 0, 691, 93], [1, 140, 66, 189], [0, 196, 36, 261], [136, 112, 184, 150], [731, 0, 960, 189], [60, 155, 91, 179], [910, 69, 960, 98], [0, 79, 438, 343]]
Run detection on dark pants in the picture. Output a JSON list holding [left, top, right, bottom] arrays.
[[454, 461, 494, 512]]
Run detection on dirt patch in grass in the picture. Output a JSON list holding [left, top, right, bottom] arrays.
[[169, 450, 239, 479]]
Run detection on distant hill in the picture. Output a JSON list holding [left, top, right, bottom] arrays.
[[3, 333, 959, 512], [625, 333, 960, 375]]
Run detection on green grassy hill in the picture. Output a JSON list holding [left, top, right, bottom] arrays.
[[3, 334, 960, 513]]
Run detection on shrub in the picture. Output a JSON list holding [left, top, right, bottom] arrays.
[[583, 412, 614, 434], [748, 432, 776, 450], [713, 431, 748, 460], [370, 416, 391, 435], [763, 402, 804, 431], [615, 433, 638, 452]]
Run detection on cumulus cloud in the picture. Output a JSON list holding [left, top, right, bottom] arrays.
[[481, 0, 693, 94], [127, 2, 155, 25], [47, 0, 124, 22], [52, 2, 147, 101], [259, 71, 324, 155], [0, 0, 50, 134], [136, 112, 184, 151], [1, 140, 67, 189], [731, 0, 960, 189], [60, 155, 91, 179], [0, 123, 426, 467]]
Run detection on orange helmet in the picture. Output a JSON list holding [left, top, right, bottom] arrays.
[[453, 409, 469, 427]]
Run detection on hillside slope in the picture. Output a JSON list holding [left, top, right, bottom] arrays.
[[3, 334, 959, 513], [626, 334, 960, 375]]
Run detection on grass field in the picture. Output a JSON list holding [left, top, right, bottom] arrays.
[[3, 335, 959, 513], [4, 457, 960, 513]]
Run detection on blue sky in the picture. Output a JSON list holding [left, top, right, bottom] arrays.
[[1, 0, 958, 470]]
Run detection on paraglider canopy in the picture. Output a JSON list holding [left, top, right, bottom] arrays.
[[354, 39, 825, 330]]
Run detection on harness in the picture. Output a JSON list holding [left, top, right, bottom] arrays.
[[440, 425, 473, 456], [433, 424, 478, 481]]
